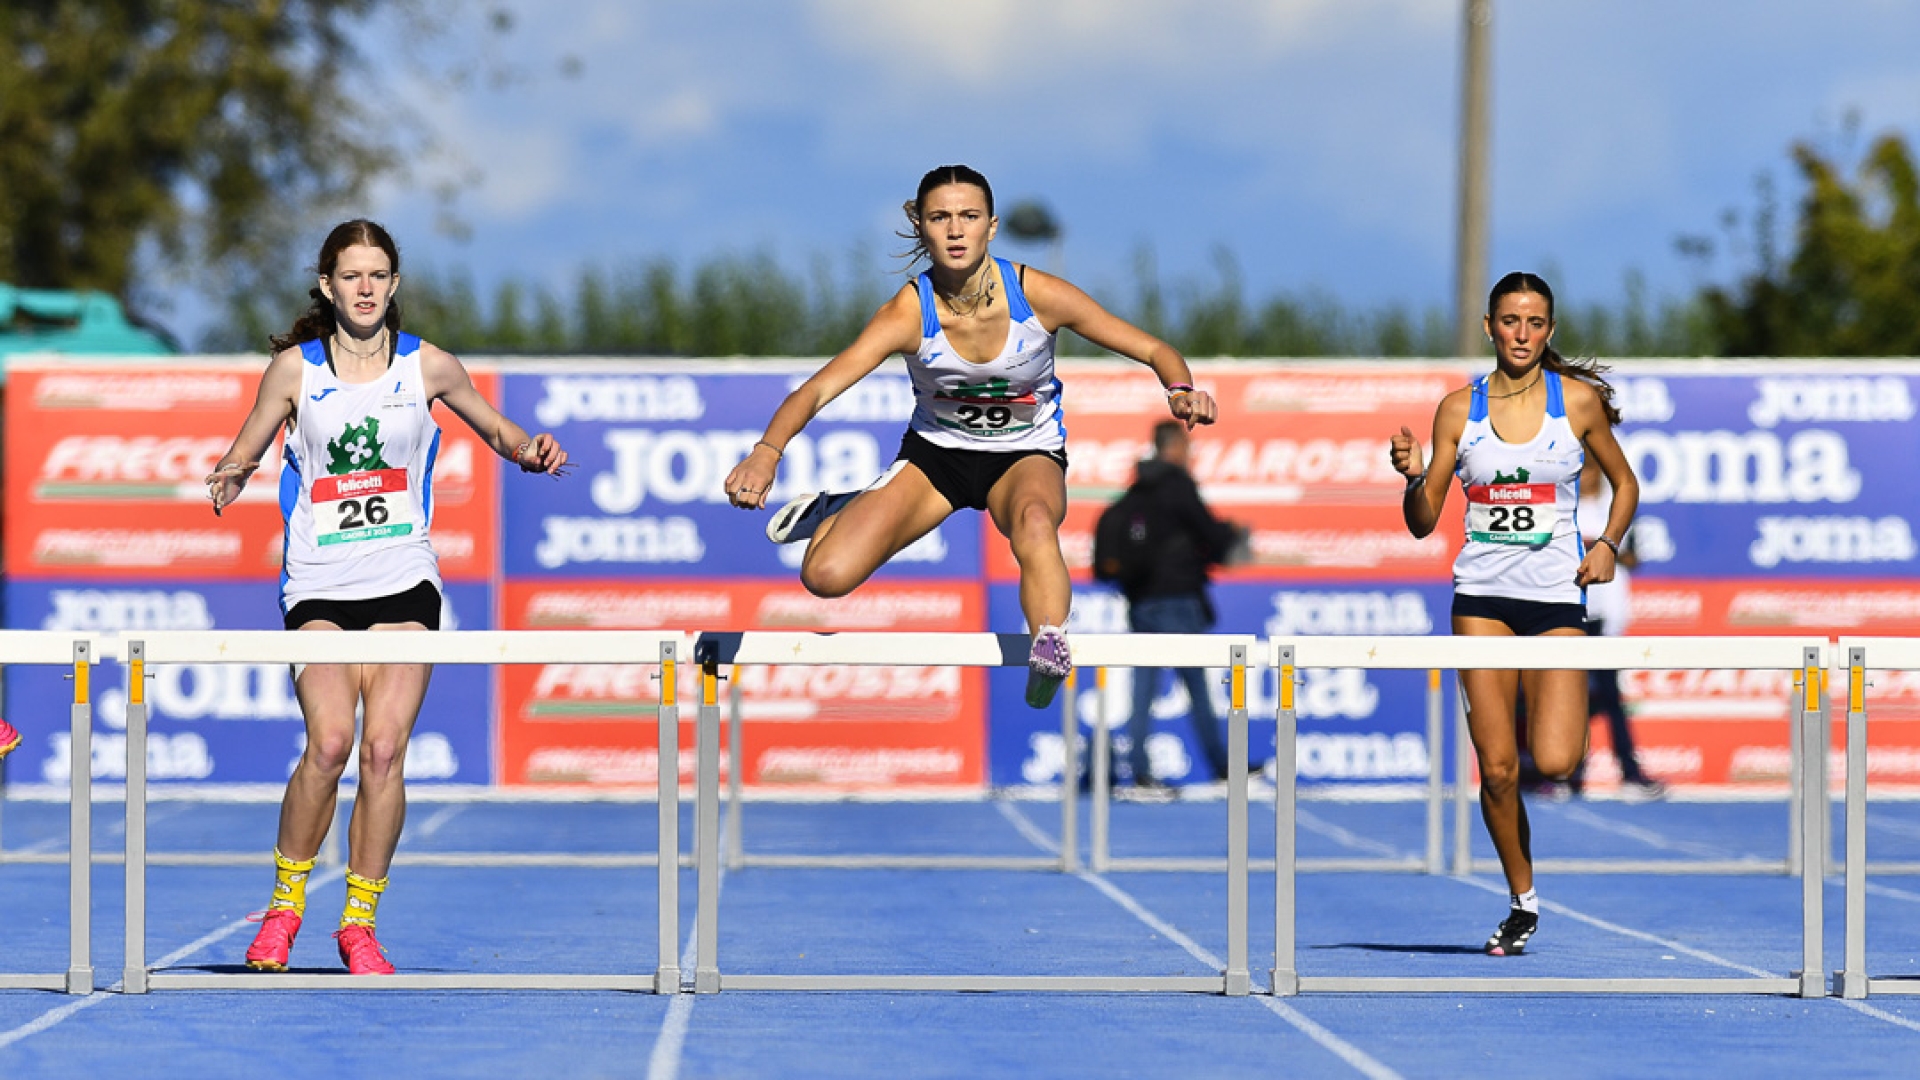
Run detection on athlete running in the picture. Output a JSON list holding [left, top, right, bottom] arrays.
[[209, 219, 570, 974], [1391, 271, 1639, 956]]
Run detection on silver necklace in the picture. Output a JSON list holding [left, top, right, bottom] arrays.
[[1487, 372, 1541, 399], [332, 329, 388, 361], [938, 272, 996, 316]]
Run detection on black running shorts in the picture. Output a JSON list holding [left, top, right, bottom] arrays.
[[1450, 592, 1587, 637], [283, 579, 443, 631], [895, 430, 1068, 512]]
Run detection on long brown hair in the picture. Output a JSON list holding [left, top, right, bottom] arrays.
[[270, 219, 404, 352], [1488, 271, 1621, 426]]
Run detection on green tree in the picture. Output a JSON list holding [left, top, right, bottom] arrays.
[[0, 1, 405, 296], [1690, 131, 1920, 356]]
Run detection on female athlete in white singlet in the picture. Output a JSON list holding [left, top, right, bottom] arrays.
[[1391, 271, 1639, 957], [207, 219, 571, 975], [723, 165, 1217, 708]]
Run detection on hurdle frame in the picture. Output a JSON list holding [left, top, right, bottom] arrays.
[[1834, 637, 1920, 998], [1272, 635, 1828, 998], [719, 658, 1079, 875], [110, 630, 687, 993], [691, 631, 1254, 995], [1086, 664, 1450, 875], [0, 635, 98, 993]]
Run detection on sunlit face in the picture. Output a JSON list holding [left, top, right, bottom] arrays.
[[918, 183, 997, 274], [320, 243, 397, 337], [1484, 290, 1554, 371]]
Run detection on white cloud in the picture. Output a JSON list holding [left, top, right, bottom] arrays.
[[809, 0, 1453, 80]]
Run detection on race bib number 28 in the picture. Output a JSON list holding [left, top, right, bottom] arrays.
[[311, 469, 415, 547], [1465, 482, 1556, 545]]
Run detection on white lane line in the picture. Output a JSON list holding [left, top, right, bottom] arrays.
[[1295, 808, 1409, 860], [1310, 806, 1920, 1036], [648, 820, 720, 1080], [1, 804, 464, 1053], [0, 864, 348, 1052], [997, 802, 1403, 1080], [1550, 804, 1742, 860]]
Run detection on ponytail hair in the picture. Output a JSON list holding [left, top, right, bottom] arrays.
[[895, 164, 995, 272], [270, 219, 404, 353], [1488, 271, 1622, 427]]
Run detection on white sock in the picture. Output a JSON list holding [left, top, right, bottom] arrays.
[[1512, 888, 1538, 914]]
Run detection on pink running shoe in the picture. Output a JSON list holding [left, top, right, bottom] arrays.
[[334, 924, 395, 975], [1024, 625, 1073, 709], [245, 908, 302, 972], [0, 718, 20, 761]]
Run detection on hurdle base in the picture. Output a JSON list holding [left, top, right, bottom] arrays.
[[1834, 969, 1868, 999]]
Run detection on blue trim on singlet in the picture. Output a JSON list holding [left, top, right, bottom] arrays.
[[421, 427, 442, 529], [396, 332, 421, 355], [1468, 369, 1566, 421], [913, 274, 941, 339], [299, 340, 327, 366], [1545, 369, 1566, 417], [278, 445, 303, 613], [998, 258, 1034, 323], [915, 260, 1033, 339]]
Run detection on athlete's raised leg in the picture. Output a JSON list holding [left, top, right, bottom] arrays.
[[1519, 628, 1591, 781], [987, 456, 1072, 706], [798, 464, 954, 598]]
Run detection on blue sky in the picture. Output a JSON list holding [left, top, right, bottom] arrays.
[[165, 0, 1920, 348]]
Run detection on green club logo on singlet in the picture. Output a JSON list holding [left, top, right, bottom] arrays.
[[327, 417, 392, 475], [1492, 466, 1531, 484], [930, 377, 1041, 436]]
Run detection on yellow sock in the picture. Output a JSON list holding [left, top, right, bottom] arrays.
[[341, 870, 388, 929], [269, 848, 317, 914]]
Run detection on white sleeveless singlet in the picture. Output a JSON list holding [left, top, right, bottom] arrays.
[[1451, 370, 1587, 604], [905, 257, 1065, 452], [279, 333, 443, 612]]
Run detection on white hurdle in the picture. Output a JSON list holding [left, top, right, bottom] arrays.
[[690, 631, 1257, 995], [0, 633, 100, 993], [1085, 665, 1449, 875], [106, 630, 688, 993], [1271, 635, 1830, 998], [1834, 637, 1920, 998]]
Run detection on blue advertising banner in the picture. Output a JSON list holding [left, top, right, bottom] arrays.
[[986, 581, 1455, 787], [498, 368, 982, 580], [1613, 369, 1920, 579], [1, 580, 494, 786]]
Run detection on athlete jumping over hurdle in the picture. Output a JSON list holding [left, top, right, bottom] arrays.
[[723, 165, 1216, 708]]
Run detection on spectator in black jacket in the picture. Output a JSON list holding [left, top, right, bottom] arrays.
[[1119, 421, 1248, 790]]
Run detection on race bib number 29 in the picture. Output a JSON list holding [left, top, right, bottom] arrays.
[[931, 393, 1038, 436], [312, 469, 415, 547], [1465, 482, 1556, 545]]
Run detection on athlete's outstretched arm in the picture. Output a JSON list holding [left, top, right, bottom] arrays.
[[1570, 383, 1638, 587], [206, 348, 304, 515], [1393, 389, 1469, 539], [1021, 268, 1217, 429], [724, 289, 922, 509], [422, 344, 570, 475]]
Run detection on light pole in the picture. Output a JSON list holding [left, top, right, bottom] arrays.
[[1453, 0, 1492, 359]]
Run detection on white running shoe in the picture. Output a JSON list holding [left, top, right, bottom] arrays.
[[766, 491, 857, 545]]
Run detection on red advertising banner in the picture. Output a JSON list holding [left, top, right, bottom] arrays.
[[1589, 579, 1920, 788], [985, 363, 1470, 581], [497, 578, 986, 789], [3, 362, 497, 581]]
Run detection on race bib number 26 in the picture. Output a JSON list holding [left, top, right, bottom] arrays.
[[1465, 482, 1556, 545], [312, 469, 415, 547]]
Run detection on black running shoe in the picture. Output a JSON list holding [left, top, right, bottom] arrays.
[[1485, 909, 1538, 956], [766, 491, 857, 544]]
